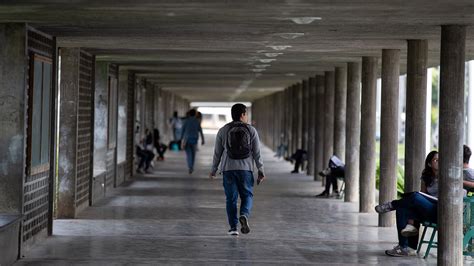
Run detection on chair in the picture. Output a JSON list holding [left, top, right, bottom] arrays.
[[416, 221, 438, 259]]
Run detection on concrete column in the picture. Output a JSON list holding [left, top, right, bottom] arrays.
[[315, 75, 325, 181], [468, 61, 474, 149], [308, 77, 316, 175], [302, 79, 309, 153], [292, 84, 298, 154], [334, 66, 347, 160], [286, 86, 293, 157], [0, 24, 27, 214], [323, 71, 335, 180], [57, 48, 81, 218], [297, 83, 304, 150], [360, 57, 378, 213], [345, 62, 361, 202], [438, 25, 466, 266], [378, 49, 400, 227], [405, 40, 428, 193]]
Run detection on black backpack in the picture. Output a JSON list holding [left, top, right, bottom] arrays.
[[226, 122, 252, 159]]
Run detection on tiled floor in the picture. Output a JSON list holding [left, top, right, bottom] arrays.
[[16, 134, 447, 265]]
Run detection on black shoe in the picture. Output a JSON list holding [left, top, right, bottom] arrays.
[[239, 215, 250, 234], [315, 191, 329, 198], [188, 168, 193, 174], [291, 170, 298, 174]]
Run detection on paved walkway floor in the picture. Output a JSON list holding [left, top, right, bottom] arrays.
[[16, 134, 451, 265]]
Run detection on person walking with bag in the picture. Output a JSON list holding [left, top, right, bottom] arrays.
[[210, 103, 265, 236]]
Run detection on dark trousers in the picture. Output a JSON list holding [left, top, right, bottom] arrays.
[[155, 142, 167, 158], [324, 166, 345, 193], [291, 149, 307, 172], [136, 146, 153, 170]]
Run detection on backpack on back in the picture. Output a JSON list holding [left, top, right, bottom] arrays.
[[226, 122, 252, 159]]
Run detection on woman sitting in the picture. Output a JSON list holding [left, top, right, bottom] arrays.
[[375, 151, 438, 257]]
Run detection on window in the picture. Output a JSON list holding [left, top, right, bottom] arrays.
[[28, 54, 52, 174]]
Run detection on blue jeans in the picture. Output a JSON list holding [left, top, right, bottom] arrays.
[[392, 192, 437, 248], [184, 143, 197, 170], [223, 170, 254, 229]]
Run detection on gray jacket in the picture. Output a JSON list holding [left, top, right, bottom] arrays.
[[211, 122, 264, 176]]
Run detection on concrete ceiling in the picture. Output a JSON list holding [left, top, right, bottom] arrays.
[[2, 1, 474, 102]]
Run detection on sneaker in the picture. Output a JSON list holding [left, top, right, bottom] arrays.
[[291, 170, 299, 174], [227, 228, 239, 236], [188, 168, 193, 174], [315, 191, 329, 198], [239, 215, 250, 234], [401, 224, 419, 237], [331, 191, 340, 198], [385, 245, 416, 257], [375, 202, 394, 214]]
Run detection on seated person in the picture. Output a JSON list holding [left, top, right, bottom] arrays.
[[375, 151, 439, 257], [462, 145, 474, 191], [154, 128, 167, 161], [316, 155, 345, 198], [285, 149, 307, 174], [135, 127, 154, 174]]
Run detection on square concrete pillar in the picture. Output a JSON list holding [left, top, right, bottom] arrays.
[[0, 24, 27, 214], [57, 48, 94, 218]]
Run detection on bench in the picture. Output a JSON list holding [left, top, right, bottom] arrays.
[[0, 214, 22, 266], [417, 196, 474, 258]]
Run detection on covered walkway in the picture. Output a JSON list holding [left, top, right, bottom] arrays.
[[17, 134, 434, 265]]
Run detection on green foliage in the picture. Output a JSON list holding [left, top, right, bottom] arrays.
[[375, 161, 405, 199]]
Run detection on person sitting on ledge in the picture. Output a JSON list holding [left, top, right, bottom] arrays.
[[315, 155, 345, 198], [285, 149, 308, 174]]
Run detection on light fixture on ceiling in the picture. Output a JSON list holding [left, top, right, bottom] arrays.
[[290, 17, 322, 25], [267, 45, 292, 51], [259, 58, 276, 63], [264, 53, 283, 58], [274, 33, 305, 40], [252, 69, 266, 73], [285, 73, 296, 76], [255, 64, 271, 69]]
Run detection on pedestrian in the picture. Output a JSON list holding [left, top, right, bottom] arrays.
[[169, 111, 183, 149], [210, 103, 266, 236], [181, 109, 205, 174]]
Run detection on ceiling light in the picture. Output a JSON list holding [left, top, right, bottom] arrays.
[[274, 33, 305, 40], [255, 64, 271, 69], [290, 17, 322, 24], [259, 58, 276, 63], [264, 53, 283, 58], [285, 73, 295, 76], [252, 69, 266, 73], [267, 45, 292, 51]]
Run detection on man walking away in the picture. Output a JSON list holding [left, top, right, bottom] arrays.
[[210, 103, 266, 236], [181, 109, 205, 174]]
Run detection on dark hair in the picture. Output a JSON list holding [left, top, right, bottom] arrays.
[[464, 145, 472, 164], [188, 109, 197, 117], [231, 103, 247, 121], [421, 150, 438, 187], [173, 111, 178, 117]]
